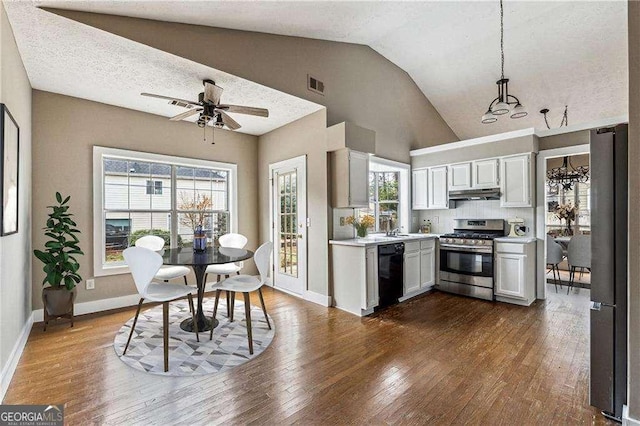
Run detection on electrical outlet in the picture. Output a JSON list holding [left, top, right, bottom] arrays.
[[434, 216, 440, 224], [86, 279, 95, 290], [340, 217, 345, 226]]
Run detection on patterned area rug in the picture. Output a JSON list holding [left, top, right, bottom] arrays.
[[114, 298, 275, 376]]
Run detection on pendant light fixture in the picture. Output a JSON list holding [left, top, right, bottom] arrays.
[[540, 106, 569, 129], [547, 155, 589, 191], [481, 0, 527, 124]]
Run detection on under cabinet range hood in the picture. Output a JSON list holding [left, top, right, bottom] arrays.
[[448, 188, 501, 201]]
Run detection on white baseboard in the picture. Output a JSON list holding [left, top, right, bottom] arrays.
[[32, 293, 141, 322], [1, 312, 34, 402], [624, 405, 640, 426], [399, 285, 433, 302], [304, 290, 332, 307]]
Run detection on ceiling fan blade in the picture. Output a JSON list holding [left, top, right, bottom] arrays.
[[170, 108, 202, 121], [204, 82, 223, 105], [219, 111, 241, 130], [141, 92, 200, 106], [218, 104, 269, 117]]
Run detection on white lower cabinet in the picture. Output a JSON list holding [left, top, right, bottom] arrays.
[[403, 239, 436, 298], [404, 250, 421, 294], [365, 247, 379, 310], [494, 241, 536, 306], [420, 246, 435, 288]]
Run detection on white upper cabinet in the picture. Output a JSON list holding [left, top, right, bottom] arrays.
[[472, 158, 499, 188], [330, 148, 369, 208], [428, 166, 449, 209], [500, 153, 532, 207], [448, 162, 472, 190], [412, 169, 429, 210]]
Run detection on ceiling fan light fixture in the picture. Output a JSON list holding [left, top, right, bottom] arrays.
[[510, 103, 528, 119], [481, 110, 498, 124]]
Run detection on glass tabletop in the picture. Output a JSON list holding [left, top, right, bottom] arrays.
[[161, 247, 254, 266]]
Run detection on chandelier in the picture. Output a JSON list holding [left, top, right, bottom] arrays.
[[481, 0, 528, 124], [547, 156, 589, 191]]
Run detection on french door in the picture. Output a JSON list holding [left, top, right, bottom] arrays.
[[270, 156, 307, 295]]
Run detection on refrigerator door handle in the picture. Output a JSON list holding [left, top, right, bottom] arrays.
[[590, 301, 617, 311]]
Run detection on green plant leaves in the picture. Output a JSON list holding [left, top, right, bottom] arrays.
[[34, 193, 83, 290]]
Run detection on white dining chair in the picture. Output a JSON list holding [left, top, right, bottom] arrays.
[[123, 246, 199, 372], [567, 235, 591, 294], [546, 235, 565, 293], [208, 242, 273, 354], [204, 233, 248, 318], [135, 235, 192, 283]]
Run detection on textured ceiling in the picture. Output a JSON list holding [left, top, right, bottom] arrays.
[[4, 1, 628, 140], [3, 1, 324, 136]]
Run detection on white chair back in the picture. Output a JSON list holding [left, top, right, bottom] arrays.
[[219, 233, 248, 249], [135, 235, 165, 252], [123, 247, 163, 296], [254, 242, 273, 285], [546, 235, 564, 265], [567, 235, 591, 268]]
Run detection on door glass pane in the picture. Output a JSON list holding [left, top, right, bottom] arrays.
[[277, 171, 298, 277]]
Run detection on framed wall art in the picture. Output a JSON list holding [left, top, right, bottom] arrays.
[[1, 104, 19, 236]]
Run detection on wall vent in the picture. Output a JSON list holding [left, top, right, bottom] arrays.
[[307, 74, 325, 95], [168, 100, 194, 109]]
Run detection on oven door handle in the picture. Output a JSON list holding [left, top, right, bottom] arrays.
[[439, 244, 493, 254]]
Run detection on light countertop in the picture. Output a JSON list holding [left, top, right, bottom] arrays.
[[494, 236, 537, 243], [330, 233, 439, 247]]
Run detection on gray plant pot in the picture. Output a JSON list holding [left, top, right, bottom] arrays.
[[42, 286, 77, 330]]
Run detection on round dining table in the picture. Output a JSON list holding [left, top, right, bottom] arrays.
[[161, 246, 254, 333]]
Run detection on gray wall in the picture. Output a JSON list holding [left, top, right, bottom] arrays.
[[258, 110, 329, 296], [538, 130, 590, 151], [627, 1, 640, 419], [0, 1, 32, 391], [42, 8, 459, 163], [32, 91, 259, 309], [411, 135, 538, 169]]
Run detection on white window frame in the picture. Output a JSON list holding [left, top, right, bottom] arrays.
[[367, 157, 410, 233], [93, 146, 238, 277]]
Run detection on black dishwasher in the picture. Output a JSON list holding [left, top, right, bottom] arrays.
[[378, 243, 404, 308]]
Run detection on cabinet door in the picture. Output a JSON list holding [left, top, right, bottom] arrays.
[[449, 162, 472, 190], [404, 251, 421, 294], [420, 247, 435, 288], [349, 150, 369, 207], [473, 158, 499, 188], [364, 247, 379, 309], [495, 253, 526, 299], [500, 154, 532, 207], [428, 166, 449, 209], [412, 169, 429, 210]]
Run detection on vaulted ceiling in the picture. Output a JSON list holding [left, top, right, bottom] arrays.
[[4, 1, 628, 140]]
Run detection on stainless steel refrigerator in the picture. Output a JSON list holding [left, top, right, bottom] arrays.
[[590, 124, 628, 421]]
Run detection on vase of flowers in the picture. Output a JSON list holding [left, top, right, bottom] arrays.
[[554, 203, 578, 236], [346, 215, 375, 238]]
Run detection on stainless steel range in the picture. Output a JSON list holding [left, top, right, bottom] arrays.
[[437, 219, 506, 301]]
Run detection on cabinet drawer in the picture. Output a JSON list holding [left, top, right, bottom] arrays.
[[420, 239, 435, 250], [405, 241, 421, 253], [495, 243, 525, 254]]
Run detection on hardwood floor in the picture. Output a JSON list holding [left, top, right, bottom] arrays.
[[4, 285, 612, 425]]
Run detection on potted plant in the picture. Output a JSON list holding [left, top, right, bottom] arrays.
[[346, 214, 375, 238], [34, 192, 84, 330], [554, 203, 578, 236]]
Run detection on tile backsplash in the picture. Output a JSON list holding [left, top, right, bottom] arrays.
[[333, 208, 356, 239], [415, 200, 535, 235]]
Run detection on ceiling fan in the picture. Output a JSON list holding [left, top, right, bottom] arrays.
[[141, 79, 269, 131]]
